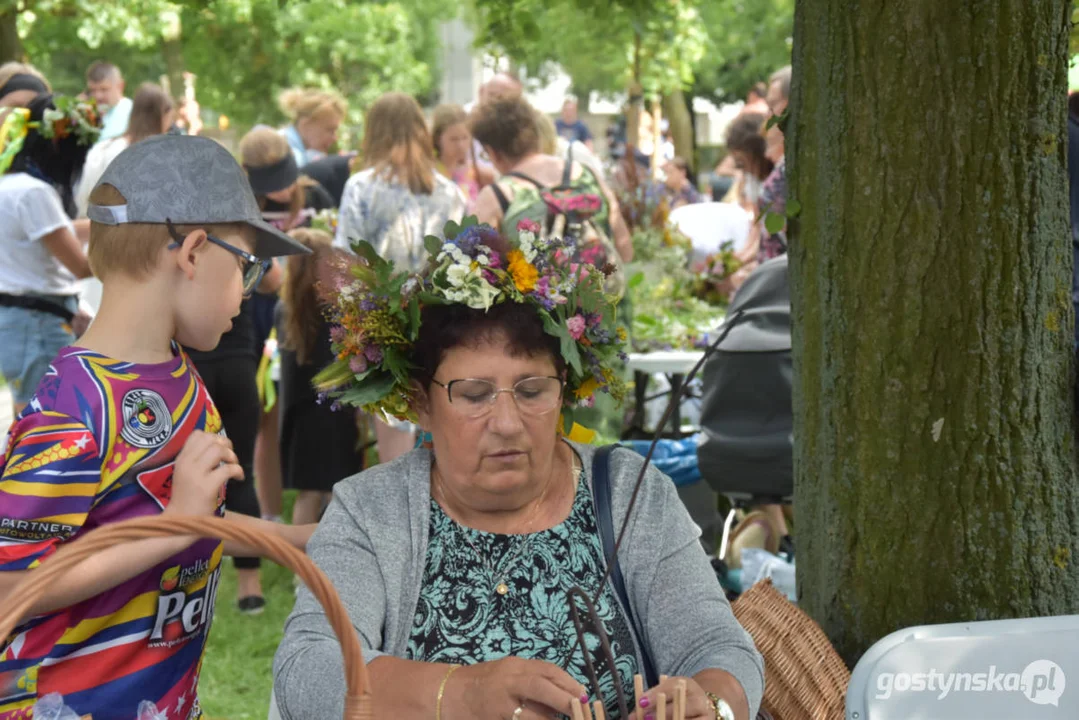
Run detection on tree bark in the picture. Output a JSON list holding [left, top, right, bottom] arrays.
[[662, 87, 694, 168], [789, 0, 1079, 666], [0, 8, 23, 64]]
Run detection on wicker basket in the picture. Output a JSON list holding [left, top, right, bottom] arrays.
[[732, 579, 849, 720], [0, 515, 372, 720]]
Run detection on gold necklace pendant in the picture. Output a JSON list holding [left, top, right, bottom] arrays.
[[496, 582, 510, 596]]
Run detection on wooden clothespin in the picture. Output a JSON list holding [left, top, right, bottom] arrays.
[[660, 674, 670, 684], [570, 697, 585, 720], [582, 698, 594, 720], [657, 692, 667, 719], [634, 674, 645, 720], [592, 700, 606, 720], [674, 680, 687, 720]]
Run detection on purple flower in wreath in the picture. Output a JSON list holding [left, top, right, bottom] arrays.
[[530, 278, 556, 310], [329, 326, 346, 343], [455, 225, 503, 255], [364, 345, 384, 364], [350, 356, 368, 374]]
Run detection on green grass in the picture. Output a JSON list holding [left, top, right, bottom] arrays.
[[199, 492, 298, 720]]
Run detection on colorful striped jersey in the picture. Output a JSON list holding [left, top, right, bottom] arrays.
[[0, 344, 225, 720]]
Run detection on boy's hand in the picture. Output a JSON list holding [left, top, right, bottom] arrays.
[[166, 431, 243, 517]]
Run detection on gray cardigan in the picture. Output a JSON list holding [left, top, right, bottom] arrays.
[[273, 442, 764, 718]]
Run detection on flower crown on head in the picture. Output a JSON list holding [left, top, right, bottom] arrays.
[[315, 216, 628, 429], [0, 96, 102, 175]]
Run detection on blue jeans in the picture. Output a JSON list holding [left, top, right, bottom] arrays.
[[0, 296, 77, 404]]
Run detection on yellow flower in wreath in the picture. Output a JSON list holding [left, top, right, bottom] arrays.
[[506, 249, 539, 294], [575, 377, 600, 400]]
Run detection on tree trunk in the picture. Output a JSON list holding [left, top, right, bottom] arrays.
[[789, 0, 1079, 667], [625, 30, 643, 158], [662, 88, 694, 168], [0, 9, 22, 64], [162, 36, 185, 104], [160, 9, 185, 104]]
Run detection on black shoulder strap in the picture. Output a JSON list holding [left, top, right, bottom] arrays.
[[504, 171, 546, 189], [490, 182, 511, 213], [592, 444, 659, 687]]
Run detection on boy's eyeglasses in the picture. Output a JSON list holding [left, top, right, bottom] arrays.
[[166, 219, 271, 297], [430, 376, 565, 418]]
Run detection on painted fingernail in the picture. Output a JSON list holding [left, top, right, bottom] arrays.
[[580, 694, 590, 704], [645, 715, 655, 720], [639, 697, 650, 708]]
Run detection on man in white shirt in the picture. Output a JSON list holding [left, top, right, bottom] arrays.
[[86, 61, 132, 141]]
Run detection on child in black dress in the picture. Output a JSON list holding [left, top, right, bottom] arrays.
[[277, 228, 364, 525]]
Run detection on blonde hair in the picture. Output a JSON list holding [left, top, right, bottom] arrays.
[[534, 109, 558, 156], [0, 62, 51, 93], [281, 227, 334, 366], [430, 103, 468, 158], [87, 183, 242, 281], [278, 88, 347, 124], [239, 127, 318, 229], [362, 92, 435, 195]]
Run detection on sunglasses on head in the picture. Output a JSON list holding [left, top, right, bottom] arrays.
[[166, 219, 270, 297]]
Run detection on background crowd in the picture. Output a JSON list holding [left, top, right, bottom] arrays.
[[0, 51, 791, 630]]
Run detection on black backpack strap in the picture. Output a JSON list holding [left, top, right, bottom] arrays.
[[504, 171, 546, 189], [490, 182, 511, 213], [592, 444, 659, 687], [561, 143, 575, 188]]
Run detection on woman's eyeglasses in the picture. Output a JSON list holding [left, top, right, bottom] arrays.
[[166, 219, 271, 297], [431, 376, 564, 418]]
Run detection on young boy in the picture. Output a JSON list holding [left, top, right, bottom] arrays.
[[0, 135, 313, 720]]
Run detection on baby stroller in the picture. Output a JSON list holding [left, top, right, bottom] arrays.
[[696, 255, 793, 597]]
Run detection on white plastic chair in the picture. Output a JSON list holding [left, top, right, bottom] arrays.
[[847, 615, 1078, 719]]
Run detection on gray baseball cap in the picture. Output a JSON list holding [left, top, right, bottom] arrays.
[[86, 134, 310, 258]]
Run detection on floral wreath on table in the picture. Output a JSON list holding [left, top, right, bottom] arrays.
[[314, 216, 629, 432], [0, 96, 101, 174]]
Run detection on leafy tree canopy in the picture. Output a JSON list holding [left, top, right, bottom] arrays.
[[13, 0, 457, 133]]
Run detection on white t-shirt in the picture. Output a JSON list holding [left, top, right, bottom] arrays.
[[0, 173, 79, 295], [75, 136, 130, 218]]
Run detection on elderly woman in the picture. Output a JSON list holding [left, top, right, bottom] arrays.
[[273, 221, 763, 720]]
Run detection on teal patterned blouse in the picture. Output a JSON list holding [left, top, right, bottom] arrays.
[[407, 474, 640, 717]]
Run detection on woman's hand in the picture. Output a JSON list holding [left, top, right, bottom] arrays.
[[637, 677, 716, 720], [447, 657, 589, 719]]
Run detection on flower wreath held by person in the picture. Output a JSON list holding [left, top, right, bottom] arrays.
[[273, 217, 763, 720]]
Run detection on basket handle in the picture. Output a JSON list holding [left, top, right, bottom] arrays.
[[0, 514, 373, 720]]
